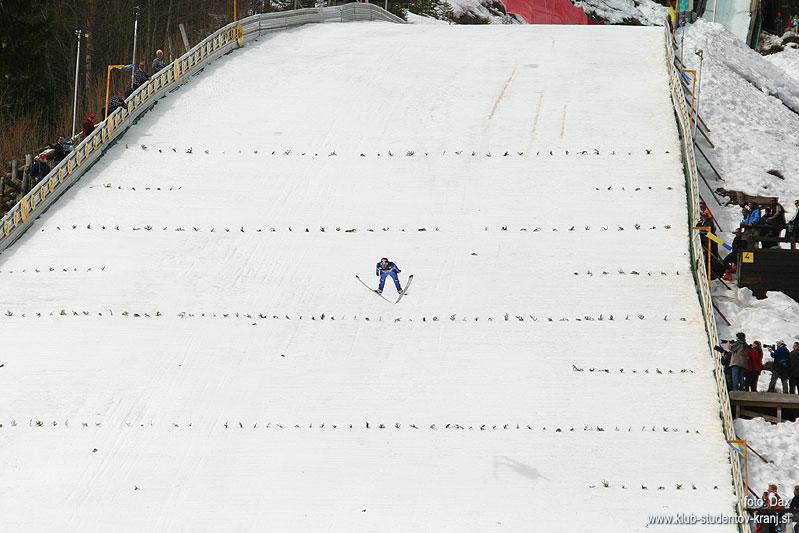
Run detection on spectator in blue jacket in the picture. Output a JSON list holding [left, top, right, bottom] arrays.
[[743, 203, 762, 226], [767, 340, 791, 393], [375, 258, 402, 294]]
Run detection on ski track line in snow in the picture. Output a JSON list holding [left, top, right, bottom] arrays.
[[527, 91, 545, 151], [487, 64, 519, 121]]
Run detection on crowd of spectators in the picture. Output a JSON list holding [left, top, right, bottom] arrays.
[[16, 50, 167, 194], [773, 12, 799, 35], [716, 333, 799, 394]]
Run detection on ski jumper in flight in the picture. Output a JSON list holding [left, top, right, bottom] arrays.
[[376, 258, 401, 294]]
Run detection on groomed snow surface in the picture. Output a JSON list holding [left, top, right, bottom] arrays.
[[0, 23, 737, 531]]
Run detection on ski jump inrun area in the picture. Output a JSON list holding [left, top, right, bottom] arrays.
[[0, 21, 738, 531]]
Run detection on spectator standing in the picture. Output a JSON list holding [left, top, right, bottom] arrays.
[[790, 342, 799, 394], [767, 341, 791, 393], [108, 91, 125, 115], [132, 61, 149, 89], [775, 12, 785, 33], [152, 49, 167, 73], [759, 484, 786, 533], [48, 136, 67, 164], [790, 485, 799, 533], [747, 340, 764, 392], [715, 344, 733, 390], [30, 154, 50, 185], [81, 113, 97, 141], [729, 332, 750, 391], [793, 14, 799, 33]]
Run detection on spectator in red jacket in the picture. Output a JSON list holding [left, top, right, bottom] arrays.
[[81, 113, 97, 140], [746, 340, 764, 392]]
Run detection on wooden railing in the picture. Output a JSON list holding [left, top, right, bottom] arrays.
[[664, 23, 748, 531]]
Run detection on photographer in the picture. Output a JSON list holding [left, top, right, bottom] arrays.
[[714, 343, 733, 390], [729, 332, 750, 391], [767, 341, 791, 393]]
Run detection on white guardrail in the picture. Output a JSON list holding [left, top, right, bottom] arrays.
[[663, 25, 748, 530], [0, 3, 404, 252]]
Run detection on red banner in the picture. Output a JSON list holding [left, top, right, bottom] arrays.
[[501, 0, 589, 24]]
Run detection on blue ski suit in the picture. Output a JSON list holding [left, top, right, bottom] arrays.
[[376, 261, 402, 292]]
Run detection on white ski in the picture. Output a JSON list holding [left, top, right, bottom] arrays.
[[355, 274, 392, 302], [395, 274, 413, 304]]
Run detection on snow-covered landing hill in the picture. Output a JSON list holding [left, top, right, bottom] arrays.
[[0, 22, 736, 531]]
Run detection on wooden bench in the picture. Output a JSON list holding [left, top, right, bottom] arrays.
[[739, 225, 798, 250]]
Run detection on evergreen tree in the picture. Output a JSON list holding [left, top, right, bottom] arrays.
[[407, 0, 453, 21], [0, 0, 54, 121]]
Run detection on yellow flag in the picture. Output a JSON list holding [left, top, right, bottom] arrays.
[[705, 232, 724, 245]]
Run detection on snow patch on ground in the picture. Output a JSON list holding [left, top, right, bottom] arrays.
[[679, 20, 799, 244], [447, 0, 521, 23], [734, 417, 799, 498], [573, 0, 667, 25], [713, 284, 799, 344], [766, 47, 799, 84]]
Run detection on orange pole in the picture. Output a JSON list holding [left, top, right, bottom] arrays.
[[233, 0, 237, 20], [729, 440, 749, 501]]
